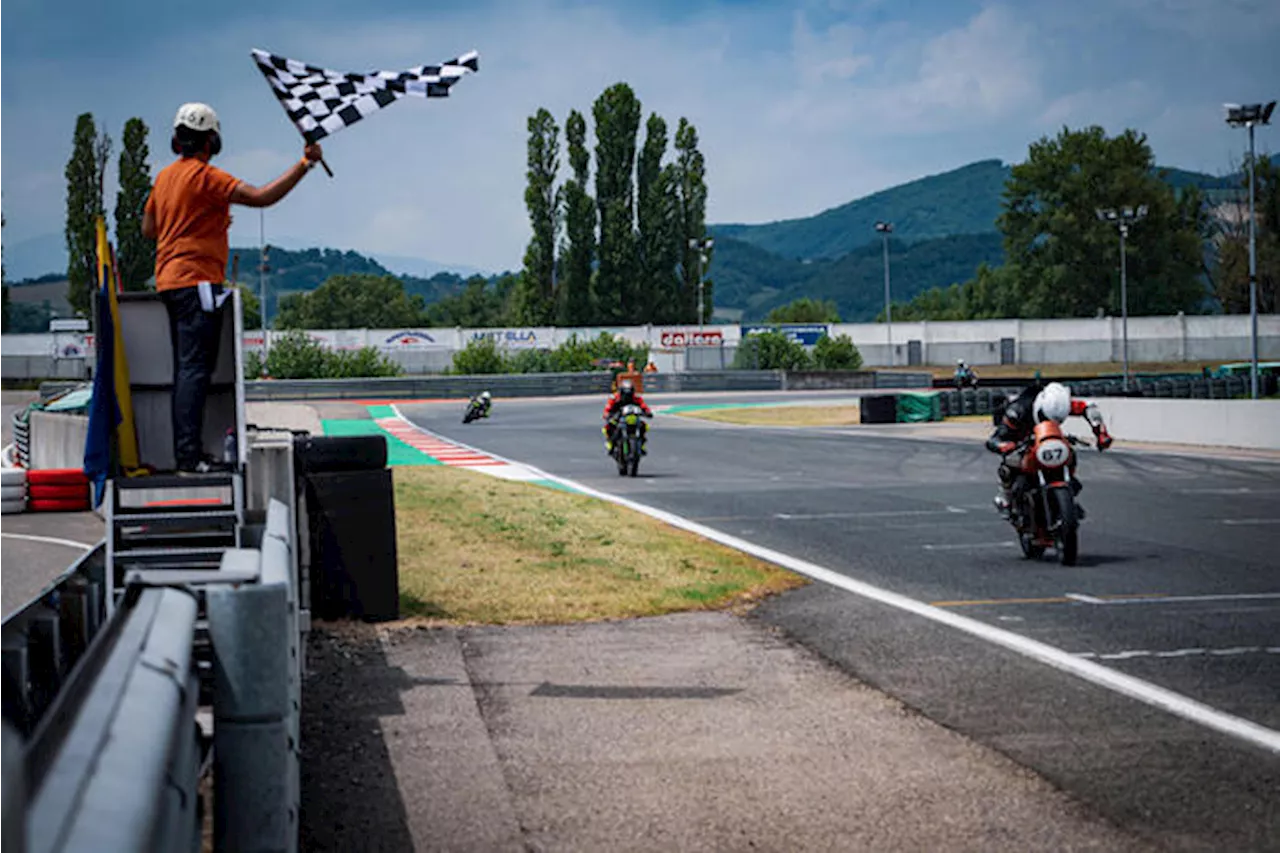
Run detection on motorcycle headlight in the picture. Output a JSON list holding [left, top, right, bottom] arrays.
[[625, 414, 638, 425]]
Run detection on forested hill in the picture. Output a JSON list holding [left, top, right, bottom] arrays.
[[712, 159, 1236, 262]]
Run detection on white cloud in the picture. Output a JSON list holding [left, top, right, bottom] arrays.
[[3, 0, 1277, 274]]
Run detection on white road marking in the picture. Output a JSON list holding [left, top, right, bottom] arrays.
[[390, 406, 1280, 757], [922, 541, 1015, 551], [1076, 646, 1280, 661], [1067, 592, 1280, 606], [775, 507, 967, 520], [1221, 518, 1280, 526], [0, 532, 95, 550], [1178, 487, 1280, 495]]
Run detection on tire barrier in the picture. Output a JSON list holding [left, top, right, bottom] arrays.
[[293, 434, 389, 475], [23, 468, 90, 513], [1, 465, 27, 514], [12, 410, 31, 468]]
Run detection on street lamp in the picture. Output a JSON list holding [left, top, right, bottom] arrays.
[[1096, 205, 1148, 392], [874, 221, 893, 366], [688, 237, 714, 329], [1225, 100, 1276, 400]]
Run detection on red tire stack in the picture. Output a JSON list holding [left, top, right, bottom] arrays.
[[26, 469, 91, 513]]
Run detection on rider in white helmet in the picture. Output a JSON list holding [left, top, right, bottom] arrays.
[[142, 103, 324, 473], [986, 380, 1112, 517]]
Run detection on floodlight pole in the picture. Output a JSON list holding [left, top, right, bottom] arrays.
[[1096, 206, 1147, 392], [1226, 100, 1276, 399], [875, 221, 893, 366], [1248, 120, 1259, 400], [689, 237, 714, 330]]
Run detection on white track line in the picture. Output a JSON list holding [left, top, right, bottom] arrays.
[[389, 406, 1280, 756], [1, 532, 94, 550]]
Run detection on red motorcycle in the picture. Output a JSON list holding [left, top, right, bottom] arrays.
[[1002, 419, 1091, 566]]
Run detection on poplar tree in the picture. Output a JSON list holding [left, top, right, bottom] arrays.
[[114, 117, 155, 291]]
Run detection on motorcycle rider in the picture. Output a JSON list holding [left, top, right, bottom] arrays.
[[955, 359, 978, 388], [603, 379, 653, 454], [468, 390, 492, 419], [986, 381, 1112, 518]]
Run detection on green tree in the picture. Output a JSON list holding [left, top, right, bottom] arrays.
[[886, 262, 1022, 321], [766, 297, 840, 323], [732, 329, 811, 370], [812, 334, 863, 370], [0, 195, 7, 333], [999, 125, 1207, 317], [592, 83, 642, 323], [65, 114, 111, 314], [636, 114, 680, 324], [516, 108, 560, 324], [114, 118, 154, 291], [233, 286, 263, 329], [273, 273, 425, 329], [423, 274, 516, 327], [674, 118, 710, 323], [451, 336, 508, 374], [558, 109, 596, 326], [1212, 155, 1278, 314]]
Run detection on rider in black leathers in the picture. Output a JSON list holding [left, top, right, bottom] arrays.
[[986, 381, 1112, 518]]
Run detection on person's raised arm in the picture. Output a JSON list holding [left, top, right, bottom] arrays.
[[231, 143, 324, 208]]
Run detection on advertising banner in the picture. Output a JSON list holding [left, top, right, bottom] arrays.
[[741, 323, 829, 346]]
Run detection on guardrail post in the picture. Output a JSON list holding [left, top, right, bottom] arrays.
[[26, 609, 63, 724], [3, 721, 25, 853], [208, 499, 299, 853], [3, 638, 32, 735]]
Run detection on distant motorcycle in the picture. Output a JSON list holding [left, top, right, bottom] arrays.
[[610, 404, 647, 477], [1000, 419, 1090, 565], [462, 397, 490, 424], [954, 365, 979, 389]]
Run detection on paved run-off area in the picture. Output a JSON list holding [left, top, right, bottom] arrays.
[[376, 392, 1280, 851]]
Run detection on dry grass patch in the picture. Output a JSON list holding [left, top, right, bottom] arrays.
[[678, 404, 862, 427], [394, 466, 807, 624]]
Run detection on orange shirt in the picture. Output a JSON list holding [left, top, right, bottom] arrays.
[[145, 158, 242, 291]]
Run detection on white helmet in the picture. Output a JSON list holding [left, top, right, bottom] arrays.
[[957, 359, 966, 366], [1033, 382, 1072, 423], [174, 102, 220, 133], [480, 390, 491, 401]]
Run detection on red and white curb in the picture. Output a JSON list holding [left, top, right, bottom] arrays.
[[375, 413, 549, 483]]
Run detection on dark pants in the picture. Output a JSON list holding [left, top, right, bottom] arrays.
[[162, 285, 223, 470]]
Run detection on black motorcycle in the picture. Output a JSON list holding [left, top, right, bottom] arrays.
[[610, 404, 648, 477], [462, 398, 490, 424]]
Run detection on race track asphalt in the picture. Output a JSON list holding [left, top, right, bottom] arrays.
[[400, 391, 1280, 852]]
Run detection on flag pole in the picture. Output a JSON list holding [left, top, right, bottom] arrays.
[[301, 129, 334, 177]]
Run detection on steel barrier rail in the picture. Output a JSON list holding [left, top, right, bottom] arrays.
[[17, 584, 202, 853], [208, 498, 300, 853]]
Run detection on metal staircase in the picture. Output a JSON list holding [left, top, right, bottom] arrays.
[[105, 471, 246, 608]]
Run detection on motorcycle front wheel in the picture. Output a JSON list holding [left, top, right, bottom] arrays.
[[1050, 487, 1079, 566], [1019, 533, 1045, 560]]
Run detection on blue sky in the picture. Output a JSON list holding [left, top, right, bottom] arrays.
[[3, 0, 1278, 275]]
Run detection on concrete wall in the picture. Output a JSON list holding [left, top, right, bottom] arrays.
[[1094, 398, 1280, 450], [28, 411, 89, 469], [6, 313, 1279, 377]]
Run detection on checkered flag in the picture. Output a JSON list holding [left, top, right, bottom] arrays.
[[250, 48, 480, 151]]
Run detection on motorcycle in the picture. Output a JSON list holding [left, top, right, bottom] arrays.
[[1001, 419, 1091, 566], [462, 398, 490, 424], [610, 404, 648, 477], [954, 367, 979, 389]]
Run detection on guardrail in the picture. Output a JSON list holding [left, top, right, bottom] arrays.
[[242, 369, 935, 401], [3, 496, 303, 853]]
